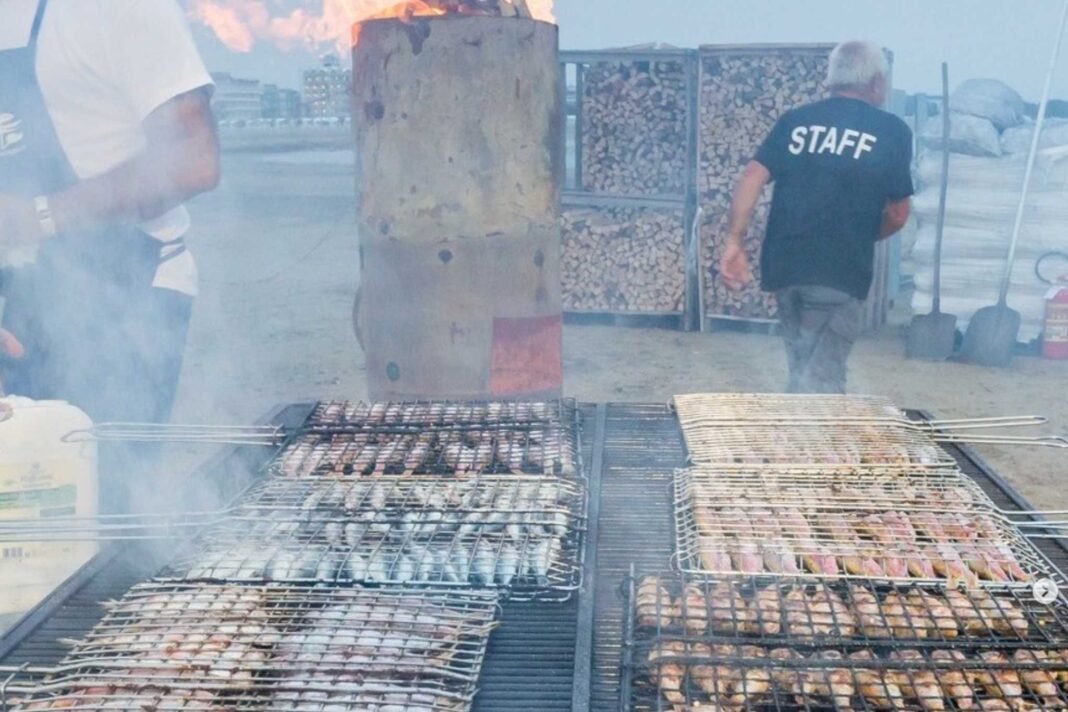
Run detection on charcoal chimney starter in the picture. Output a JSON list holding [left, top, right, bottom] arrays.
[[353, 16, 563, 401]]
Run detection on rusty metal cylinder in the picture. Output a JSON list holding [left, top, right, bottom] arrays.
[[352, 16, 563, 401]]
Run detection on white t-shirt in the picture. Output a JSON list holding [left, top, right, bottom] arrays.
[[0, 0, 214, 297]]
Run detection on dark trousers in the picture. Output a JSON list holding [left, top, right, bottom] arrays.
[[776, 286, 863, 394], [3, 284, 192, 514], [94, 288, 193, 514]]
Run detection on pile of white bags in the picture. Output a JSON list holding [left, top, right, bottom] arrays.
[[910, 79, 1068, 342]]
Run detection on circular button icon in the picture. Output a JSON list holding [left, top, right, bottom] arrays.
[[1033, 578, 1059, 605]]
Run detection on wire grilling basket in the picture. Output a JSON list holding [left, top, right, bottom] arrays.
[[672, 393, 1048, 431], [158, 474, 587, 601], [672, 394, 1066, 468], [679, 422, 959, 468], [673, 469, 1054, 586], [4, 583, 499, 712], [630, 574, 1068, 649], [622, 573, 1068, 712]]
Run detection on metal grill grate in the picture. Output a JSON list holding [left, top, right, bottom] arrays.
[[157, 474, 586, 601], [673, 468, 1050, 585], [629, 574, 1068, 649], [9, 584, 499, 712]]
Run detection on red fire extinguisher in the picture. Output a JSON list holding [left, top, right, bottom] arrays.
[[1038, 252, 1068, 360]]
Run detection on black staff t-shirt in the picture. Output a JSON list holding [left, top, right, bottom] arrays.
[[754, 96, 914, 299]]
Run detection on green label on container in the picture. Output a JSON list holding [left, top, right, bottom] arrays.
[[0, 484, 77, 513]]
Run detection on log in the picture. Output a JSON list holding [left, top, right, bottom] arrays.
[[699, 50, 830, 320], [561, 206, 686, 313], [580, 60, 689, 196]]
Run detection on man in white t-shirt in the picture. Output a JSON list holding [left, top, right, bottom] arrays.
[[0, 0, 218, 510]]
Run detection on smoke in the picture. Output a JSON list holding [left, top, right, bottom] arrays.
[[188, 0, 556, 55]]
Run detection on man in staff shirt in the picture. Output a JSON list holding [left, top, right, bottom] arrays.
[[719, 40, 914, 393]]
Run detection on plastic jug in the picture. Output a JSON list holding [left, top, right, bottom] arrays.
[[0, 397, 98, 621]]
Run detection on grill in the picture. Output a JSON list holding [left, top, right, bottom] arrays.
[[9, 583, 498, 712], [673, 468, 1051, 585], [1, 402, 1067, 712], [158, 474, 587, 600]]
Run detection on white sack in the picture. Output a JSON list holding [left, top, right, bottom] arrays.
[[1001, 118, 1068, 154], [950, 78, 1026, 131], [921, 112, 1002, 157]]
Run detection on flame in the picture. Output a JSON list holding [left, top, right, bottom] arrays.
[[189, 0, 555, 54]]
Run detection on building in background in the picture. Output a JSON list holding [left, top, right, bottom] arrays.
[[302, 55, 352, 120], [210, 72, 263, 123], [262, 84, 303, 121]]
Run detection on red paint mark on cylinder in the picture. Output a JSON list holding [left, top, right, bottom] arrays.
[[489, 315, 562, 395]]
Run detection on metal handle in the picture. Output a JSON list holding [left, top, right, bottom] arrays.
[[934, 433, 1068, 448], [932, 61, 951, 313], [998, 0, 1068, 305], [62, 422, 285, 446], [923, 415, 1049, 431], [1036, 251, 1068, 285], [0, 510, 231, 542]]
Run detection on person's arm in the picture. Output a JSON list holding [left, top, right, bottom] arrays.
[[52, 87, 219, 234], [879, 122, 915, 240], [0, 88, 218, 247], [879, 197, 911, 239], [719, 160, 771, 290]]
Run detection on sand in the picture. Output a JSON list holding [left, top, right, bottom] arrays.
[[170, 151, 1068, 510]]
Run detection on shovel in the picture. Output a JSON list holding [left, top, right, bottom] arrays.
[[907, 63, 957, 360], [963, 0, 1068, 367]]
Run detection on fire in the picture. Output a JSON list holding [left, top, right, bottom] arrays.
[[188, 0, 555, 54]]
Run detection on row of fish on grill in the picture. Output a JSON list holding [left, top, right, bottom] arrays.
[[169, 476, 576, 588], [644, 641, 1068, 711], [680, 423, 951, 466], [277, 427, 576, 478], [686, 498, 1033, 585], [309, 400, 571, 428], [15, 585, 496, 711], [173, 534, 562, 588], [636, 577, 1037, 641]]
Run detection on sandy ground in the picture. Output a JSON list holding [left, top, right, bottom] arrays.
[[170, 150, 1068, 510]]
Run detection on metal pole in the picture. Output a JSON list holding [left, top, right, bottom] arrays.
[[933, 63, 951, 315], [999, 0, 1068, 306]]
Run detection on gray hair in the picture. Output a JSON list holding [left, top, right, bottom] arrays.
[[827, 41, 889, 91]]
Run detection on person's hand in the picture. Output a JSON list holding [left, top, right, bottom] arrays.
[[718, 239, 751, 291], [0, 328, 25, 397], [0, 195, 41, 249], [0, 329, 24, 361]]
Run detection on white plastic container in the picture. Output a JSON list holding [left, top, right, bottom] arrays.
[[0, 397, 98, 622]]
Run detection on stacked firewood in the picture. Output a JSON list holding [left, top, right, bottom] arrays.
[[580, 60, 689, 196], [699, 50, 829, 321], [561, 207, 686, 314]]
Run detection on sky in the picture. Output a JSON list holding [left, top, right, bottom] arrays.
[[190, 0, 1068, 100]]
